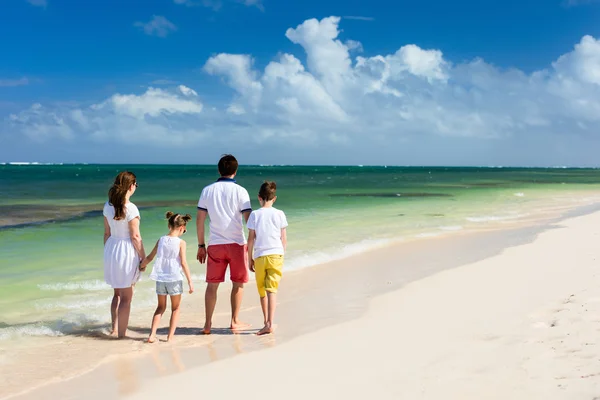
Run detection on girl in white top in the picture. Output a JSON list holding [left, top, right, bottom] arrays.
[[140, 212, 194, 343]]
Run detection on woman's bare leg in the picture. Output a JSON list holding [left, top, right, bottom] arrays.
[[110, 289, 120, 335], [117, 287, 134, 338]]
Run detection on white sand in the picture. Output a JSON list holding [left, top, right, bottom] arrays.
[[128, 211, 600, 400]]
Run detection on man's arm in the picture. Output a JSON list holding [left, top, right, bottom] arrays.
[[196, 209, 208, 263], [242, 210, 251, 224]]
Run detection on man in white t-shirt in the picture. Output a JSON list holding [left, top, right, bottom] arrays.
[[196, 154, 252, 334]]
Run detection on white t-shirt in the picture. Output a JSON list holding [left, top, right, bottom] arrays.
[[247, 207, 288, 259], [197, 178, 252, 245]]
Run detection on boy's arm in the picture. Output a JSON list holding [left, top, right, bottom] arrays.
[[247, 229, 256, 272], [140, 240, 159, 271], [281, 228, 287, 252], [180, 241, 194, 294], [196, 209, 207, 263]]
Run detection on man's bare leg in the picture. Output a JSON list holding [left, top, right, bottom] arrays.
[[230, 282, 251, 330], [203, 283, 219, 334], [257, 292, 276, 336]]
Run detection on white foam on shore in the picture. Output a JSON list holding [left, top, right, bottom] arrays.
[[514, 192, 525, 197], [439, 225, 464, 231], [466, 213, 528, 223], [285, 238, 396, 271], [38, 280, 109, 291], [0, 324, 64, 341]]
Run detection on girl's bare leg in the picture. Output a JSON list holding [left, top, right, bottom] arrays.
[[167, 295, 182, 342], [110, 289, 120, 335], [148, 295, 167, 343]]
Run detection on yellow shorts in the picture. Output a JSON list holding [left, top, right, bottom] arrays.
[[254, 254, 283, 298]]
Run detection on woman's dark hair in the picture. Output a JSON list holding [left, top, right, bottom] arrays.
[[108, 171, 136, 220], [218, 154, 238, 177], [165, 211, 192, 229], [258, 181, 277, 201]]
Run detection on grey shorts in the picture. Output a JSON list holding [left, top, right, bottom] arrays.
[[156, 280, 183, 296]]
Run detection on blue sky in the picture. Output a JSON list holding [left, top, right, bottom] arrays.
[[2, 0, 600, 165]]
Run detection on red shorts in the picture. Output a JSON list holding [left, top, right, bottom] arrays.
[[206, 243, 249, 284]]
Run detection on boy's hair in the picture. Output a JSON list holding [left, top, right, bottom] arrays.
[[218, 154, 238, 177], [258, 181, 277, 201], [165, 211, 192, 229]]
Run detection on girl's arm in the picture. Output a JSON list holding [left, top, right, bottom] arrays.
[[281, 228, 287, 252], [179, 241, 194, 294], [140, 240, 159, 271], [247, 229, 256, 272], [103, 217, 111, 245], [128, 217, 146, 261]]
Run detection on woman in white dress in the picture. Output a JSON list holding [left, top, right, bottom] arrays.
[[103, 171, 146, 338]]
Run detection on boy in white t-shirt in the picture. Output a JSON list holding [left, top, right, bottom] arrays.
[[247, 181, 288, 336]]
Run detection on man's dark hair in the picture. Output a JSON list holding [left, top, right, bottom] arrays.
[[218, 154, 238, 177]]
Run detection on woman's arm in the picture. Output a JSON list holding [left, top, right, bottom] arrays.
[[179, 241, 194, 293], [128, 217, 146, 260], [140, 240, 159, 271], [103, 217, 111, 245], [281, 228, 287, 252], [247, 229, 256, 272]]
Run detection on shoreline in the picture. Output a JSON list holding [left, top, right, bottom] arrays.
[[4, 200, 600, 400]]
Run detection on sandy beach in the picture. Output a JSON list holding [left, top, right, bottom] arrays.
[[4, 204, 599, 400], [127, 208, 600, 400]]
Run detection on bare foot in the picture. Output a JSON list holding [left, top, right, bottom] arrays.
[[200, 323, 211, 335], [230, 321, 252, 331], [109, 330, 118, 336], [147, 336, 157, 343], [257, 324, 274, 336], [166, 336, 174, 343]]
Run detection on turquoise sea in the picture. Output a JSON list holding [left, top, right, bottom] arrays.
[[1, 164, 600, 342]]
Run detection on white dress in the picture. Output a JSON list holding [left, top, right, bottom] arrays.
[[103, 202, 141, 289]]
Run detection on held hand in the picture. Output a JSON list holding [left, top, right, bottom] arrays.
[[249, 259, 255, 273], [197, 247, 207, 264], [139, 260, 147, 272]]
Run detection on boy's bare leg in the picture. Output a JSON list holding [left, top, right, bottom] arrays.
[[203, 283, 219, 334], [257, 292, 276, 336], [167, 295, 182, 342], [148, 295, 167, 343], [110, 289, 120, 335], [230, 282, 251, 330], [259, 295, 268, 326]]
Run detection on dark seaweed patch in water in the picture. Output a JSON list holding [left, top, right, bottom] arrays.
[[0, 200, 197, 230], [330, 193, 453, 198], [425, 213, 445, 217]]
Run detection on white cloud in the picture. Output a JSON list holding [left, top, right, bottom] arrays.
[[0, 77, 29, 87], [174, 0, 262, 10], [26, 0, 47, 8], [5, 16, 600, 165], [134, 16, 177, 38]]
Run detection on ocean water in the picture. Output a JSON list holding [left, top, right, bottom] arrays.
[[1, 164, 600, 342]]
